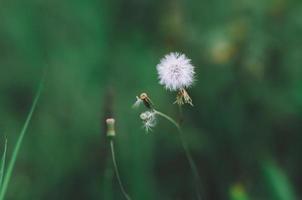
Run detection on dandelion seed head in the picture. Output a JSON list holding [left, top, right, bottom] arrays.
[[156, 52, 195, 91], [140, 111, 156, 132]]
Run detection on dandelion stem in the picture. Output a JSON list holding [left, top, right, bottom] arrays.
[[154, 110, 202, 200], [178, 104, 184, 125], [109, 139, 132, 200], [154, 110, 180, 130]]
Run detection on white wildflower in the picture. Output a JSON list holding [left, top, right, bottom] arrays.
[[140, 111, 157, 132], [156, 52, 195, 91]]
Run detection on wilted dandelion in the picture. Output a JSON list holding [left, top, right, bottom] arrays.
[[156, 52, 195, 105], [132, 93, 154, 109], [133, 91, 202, 198], [140, 111, 156, 132]]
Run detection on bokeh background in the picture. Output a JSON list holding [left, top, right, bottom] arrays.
[[0, 0, 302, 199]]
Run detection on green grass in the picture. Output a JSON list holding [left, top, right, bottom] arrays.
[[262, 160, 296, 200], [0, 79, 43, 200], [0, 139, 7, 189]]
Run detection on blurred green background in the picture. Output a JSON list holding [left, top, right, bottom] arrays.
[[0, 0, 302, 199]]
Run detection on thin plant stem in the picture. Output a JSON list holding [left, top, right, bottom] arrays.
[[0, 138, 7, 188], [0, 79, 44, 200], [154, 109, 202, 200], [178, 104, 184, 125], [110, 140, 132, 200]]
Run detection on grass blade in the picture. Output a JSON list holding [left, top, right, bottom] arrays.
[[0, 79, 43, 200], [0, 139, 7, 188], [262, 160, 296, 200]]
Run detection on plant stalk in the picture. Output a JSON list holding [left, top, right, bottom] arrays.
[[154, 110, 202, 200], [110, 140, 132, 200]]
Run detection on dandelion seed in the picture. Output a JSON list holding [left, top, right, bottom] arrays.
[[157, 52, 195, 106], [132, 96, 143, 108], [140, 111, 156, 132]]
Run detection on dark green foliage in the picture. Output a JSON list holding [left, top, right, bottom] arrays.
[[0, 0, 301, 199]]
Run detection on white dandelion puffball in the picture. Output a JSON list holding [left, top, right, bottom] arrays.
[[156, 52, 195, 91]]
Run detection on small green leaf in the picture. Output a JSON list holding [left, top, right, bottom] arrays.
[[262, 160, 297, 200]]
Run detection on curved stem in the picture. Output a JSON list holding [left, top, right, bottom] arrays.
[[154, 110, 202, 200], [154, 110, 180, 130], [110, 140, 132, 200]]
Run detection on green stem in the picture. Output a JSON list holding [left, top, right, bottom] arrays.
[[0, 79, 44, 200], [154, 110, 180, 130], [110, 140, 132, 200], [0, 138, 7, 188], [154, 110, 202, 200], [178, 104, 184, 125]]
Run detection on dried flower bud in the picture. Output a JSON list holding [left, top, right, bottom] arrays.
[[106, 118, 116, 137], [132, 92, 154, 109], [175, 88, 193, 106]]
